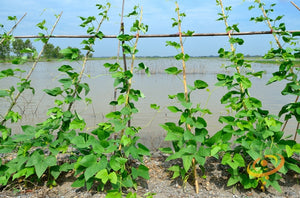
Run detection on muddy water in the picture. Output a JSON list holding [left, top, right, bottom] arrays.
[[0, 58, 298, 149]]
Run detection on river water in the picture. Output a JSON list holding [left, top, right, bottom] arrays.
[[0, 58, 298, 149]]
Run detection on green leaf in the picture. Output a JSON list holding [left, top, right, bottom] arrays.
[[285, 162, 300, 173], [95, 169, 109, 184], [165, 41, 181, 49], [0, 90, 9, 97], [165, 67, 182, 75], [96, 31, 104, 39], [132, 165, 149, 180], [84, 162, 102, 181], [233, 153, 245, 167], [138, 143, 150, 156], [44, 87, 63, 96], [106, 191, 122, 198], [175, 53, 190, 61], [71, 175, 85, 188], [121, 135, 131, 146], [227, 176, 240, 186], [183, 30, 195, 36], [150, 104, 160, 110], [219, 116, 235, 124], [26, 151, 48, 178], [182, 155, 193, 172], [71, 136, 88, 148], [69, 118, 86, 131], [110, 156, 121, 171], [292, 31, 300, 37], [167, 106, 182, 113], [159, 147, 173, 154], [126, 192, 137, 198], [168, 165, 181, 179], [79, 154, 97, 167], [194, 80, 208, 89], [117, 34, 134, 41], [108, 172, 118, 184]]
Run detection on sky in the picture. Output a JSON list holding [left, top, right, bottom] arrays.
[[1, 0, 300, 57]]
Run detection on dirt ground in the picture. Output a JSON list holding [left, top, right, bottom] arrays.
[[0, 151, 300, 198]]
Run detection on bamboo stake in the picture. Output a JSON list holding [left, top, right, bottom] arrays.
[[291, 1, 300, 12], [119, 6, 143, 151], [218, 0, 246, 109], [294, 122, 300, 141], [117, 0, 126, 64], [113, 0, 126, 116], [0, 12, 63, 126], [7, 30, 300, 39], [256, 1, 299, 135], [115, 0, 126, 144], [175, 2, 199, 194], [67, 7, 109, 112], [0, 13, 27, 45], [257, 0, 282, 49]]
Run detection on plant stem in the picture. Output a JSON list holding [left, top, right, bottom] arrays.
[[67, 7, 109, 112], [0, 13, 27, 45], [175, 2, 199, 193], [1, 12, 63, 125], [176, 3, 188, 101], [218, 0, 247, 111], [114, 0, 126, 116], [119, 7, 143, 151], [294, 122, 300, 141], [257, 0, 283, 49], [256, 1, 299, 135]]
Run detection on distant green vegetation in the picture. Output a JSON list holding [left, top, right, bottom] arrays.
[[0, 38, 85, 62], [249, 57, 300, 66]]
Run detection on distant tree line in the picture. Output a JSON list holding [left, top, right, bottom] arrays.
[[0, 38, 85, 60]]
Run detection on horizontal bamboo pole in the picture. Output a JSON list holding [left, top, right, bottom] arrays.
[[6, 30, 300, 39]]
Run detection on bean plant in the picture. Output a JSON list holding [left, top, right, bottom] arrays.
[[215, 0, 300, 192], [0, 4, 107, 190], [159, 2, 212, 193], [71, 4, 151, 194], [0, 0, 300, 196], [250, 0, 300, 143]]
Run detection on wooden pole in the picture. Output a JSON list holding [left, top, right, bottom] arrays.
[[1, 12, 63, 125], [291, 1, 300, 12], [7, 30, 300, 39], [0, 13, 27, 45]]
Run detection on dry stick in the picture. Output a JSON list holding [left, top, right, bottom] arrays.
[[291, 1, 300, 12], [175, 2, 199, 194], [11, 30, 300, 39], [117, 0, 126, 64], [219, 0, 247, 110], [0, 12, 63, 126], [257, 0, 299, 135], [126, 8, 142, 104], [113, 0, 126, 141], [257, 0, 282, 49], [118, 7, 143, 151], [295, 122, 300, 141], [0, 13, 27, 45], [67, 10, 108, 112], [290, 1, 300, 140]]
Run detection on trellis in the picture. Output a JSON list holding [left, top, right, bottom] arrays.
[[0, 1, 300, 194]]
